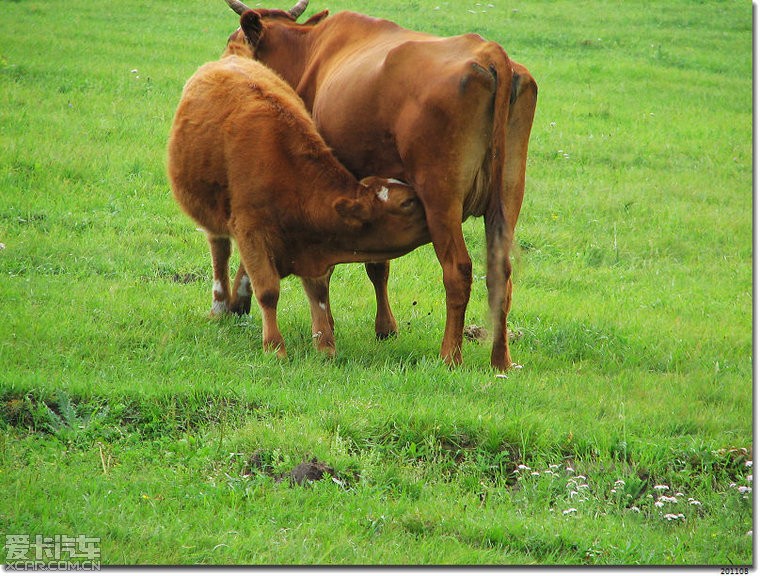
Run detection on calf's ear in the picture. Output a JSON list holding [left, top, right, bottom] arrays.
[[241, 10, 264, 49], [333, 198, 370, 227]]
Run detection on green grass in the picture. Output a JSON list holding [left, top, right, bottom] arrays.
[[0, 0, 752, 566]]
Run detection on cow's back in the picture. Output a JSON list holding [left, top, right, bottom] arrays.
[[305, 14, 510, 215], [168, 57, 296, 233]]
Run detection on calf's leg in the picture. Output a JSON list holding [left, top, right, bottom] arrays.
[[208, 235, 232, 316], [365, 261, 397, 339], [301, 269, 336, 356], [230, 263, 253, 315], [231, 228, 286, 358]]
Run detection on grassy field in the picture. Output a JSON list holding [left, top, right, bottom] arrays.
[[0, 0, 753, 566]]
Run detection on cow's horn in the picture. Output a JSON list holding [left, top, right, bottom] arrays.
[[224, 0, 251, 15], [288, 0, 309, 19]]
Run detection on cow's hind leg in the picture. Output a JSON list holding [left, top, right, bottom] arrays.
[[208, 235, 232, 316], [366, 261, 397, 339], [230, 263, 253, 315], [427, 210, 472, 367], [231, 228, 286, 358], [487, 64, 537, 370], [484, 208, 512, 370], [301, 269, 336, 356]]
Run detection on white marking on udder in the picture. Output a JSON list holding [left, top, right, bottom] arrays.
[[319, 302, 327, 311], [237, 274, 252, 297], [376, 186, 389, 202]]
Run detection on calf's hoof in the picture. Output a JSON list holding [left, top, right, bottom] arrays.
[[209, 303, 229, 317], [229, 299, 251, 315], [312, 331, 336, 357]]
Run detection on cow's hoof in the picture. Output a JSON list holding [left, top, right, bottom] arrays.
[[441, 348, 463, 368], [263, 340, 287, 359], [375, 329, 397, 341]]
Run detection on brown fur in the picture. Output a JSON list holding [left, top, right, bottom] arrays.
[[225, 7, 537, 369], [167, 55, 429, 358]]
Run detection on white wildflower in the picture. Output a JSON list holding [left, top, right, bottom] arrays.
[[562, 508, 577, 515], [738, 486, 752, 494], [531, 471, 541, 477], [663, 513, 685, 521], [659, 496, 678, 504], [654, 484, 669, 491], [746, 461, 752, 468], [614, 479, 626, 487], [655, 501, 665, 508], [688, 500, 702, 506], [629, 506, 641, 513], [517, 464, 531, 471]]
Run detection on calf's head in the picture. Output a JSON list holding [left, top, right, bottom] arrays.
[[333, 178, 429, 255]]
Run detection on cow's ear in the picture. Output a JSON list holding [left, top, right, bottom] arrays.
[[241, 10, 264, 49], [304, 10, 329, 25], [333, 197, 370, 227]]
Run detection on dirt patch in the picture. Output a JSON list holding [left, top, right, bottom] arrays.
[[464, 324, 488, 342], [244, 451, 344, 486], [171, 272, 203, 284], [462, 325, 524, 343]]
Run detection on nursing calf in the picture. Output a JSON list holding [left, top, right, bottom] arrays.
[[167, 55, 429, 357]]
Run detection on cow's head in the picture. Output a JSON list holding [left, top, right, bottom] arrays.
[[224, 1, 328, 79], [333, 178, 429, 253]]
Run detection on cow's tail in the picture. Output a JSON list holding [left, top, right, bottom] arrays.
[[483, 46, 514, 337], [484, 47, 538, 367]]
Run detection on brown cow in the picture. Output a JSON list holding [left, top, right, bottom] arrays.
[[222, 1, 537, 369], [167, 54, 429, 358]]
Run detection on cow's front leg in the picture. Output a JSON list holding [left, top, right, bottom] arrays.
[[207, 235, 232, 316], [232, 229, 286, 358], [230, 263, 253, 315], [301, 269, 336, 356], [365, 261, 398, 339], [428, 216, 472, 367]]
